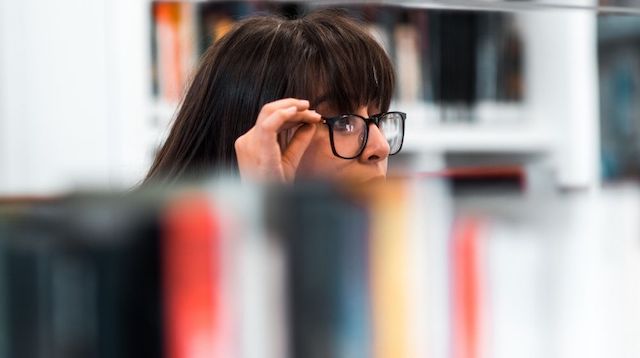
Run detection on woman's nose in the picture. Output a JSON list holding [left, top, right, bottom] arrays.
[[359, 123, 390, 163]]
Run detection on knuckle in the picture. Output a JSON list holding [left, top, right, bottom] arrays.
[[273, 108, 290, 120], [234, 135, 245, 150], [276, 108, 290, 116], [258, 120, 274, 132], [262, 101, 277, 112]]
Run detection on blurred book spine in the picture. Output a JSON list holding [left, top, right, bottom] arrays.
[[272, 185, 372, 358], [163, 195, 227, 358], [3, 175, 640, 357], [0, 198, 163, 358], [598, 15, 640, 181], [451, 217, 484, 358], [153, 2, 197, 103], [395, 23, 423, 103], [370, 182, 410, 358]]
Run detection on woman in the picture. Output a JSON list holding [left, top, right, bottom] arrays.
[[145, 8, 405, 184]]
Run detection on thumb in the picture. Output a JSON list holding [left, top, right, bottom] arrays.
[[281, 123, 317, 176]]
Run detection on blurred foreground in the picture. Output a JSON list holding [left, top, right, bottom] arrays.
[[0, 177, 639, 358]]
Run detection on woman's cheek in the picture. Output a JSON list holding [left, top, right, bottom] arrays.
[[296, 133, 340, 177]]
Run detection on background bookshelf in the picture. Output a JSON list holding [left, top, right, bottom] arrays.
[[0, 0, 617, 194], [1, 2, 639, 194], [145, 0, 597, 190]]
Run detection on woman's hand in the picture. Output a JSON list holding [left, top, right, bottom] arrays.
[[234, 98, 322, 182]]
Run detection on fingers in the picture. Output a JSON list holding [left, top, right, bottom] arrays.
[[260, 98, 310, 117], [260, 106, 322, 134], [236, 98, 322, 183], [281, 123, 318, 180]]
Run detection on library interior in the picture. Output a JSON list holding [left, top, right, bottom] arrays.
[[1, 0, 640, 357]]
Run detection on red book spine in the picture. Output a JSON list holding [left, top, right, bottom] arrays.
[[163, 195, 221, 358], [451, 217, 483, 358]]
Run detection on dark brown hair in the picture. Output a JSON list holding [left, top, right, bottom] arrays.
[[145, 8, 395, 184]]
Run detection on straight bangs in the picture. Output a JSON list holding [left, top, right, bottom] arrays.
[[285, 10, 395, 114]]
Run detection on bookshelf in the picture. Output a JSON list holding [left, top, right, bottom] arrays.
[[0, 0, 603, 192], [2, 180, 640, 358], [403, 123, 552, 153], [145, 0, 600, 189]]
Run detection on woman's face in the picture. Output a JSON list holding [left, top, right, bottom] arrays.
[[295, 103, 390, 183]]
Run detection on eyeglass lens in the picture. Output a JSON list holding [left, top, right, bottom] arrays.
[[379, 112, 404, 155], [332, 115, 368, 158]]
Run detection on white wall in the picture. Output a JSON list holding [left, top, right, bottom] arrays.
[[0, 0, 150, 195]]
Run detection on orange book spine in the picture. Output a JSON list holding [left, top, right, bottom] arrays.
[[155, 3, 183, 102], [370, 182, 409, 358]]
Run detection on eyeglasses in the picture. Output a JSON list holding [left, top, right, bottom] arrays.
[[321, 111, 406, 159]]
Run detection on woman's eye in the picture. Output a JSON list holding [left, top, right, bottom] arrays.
[[334, 117, 359, 133]]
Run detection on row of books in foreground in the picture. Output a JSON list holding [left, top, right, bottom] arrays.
[[1, 178, 639, 357]]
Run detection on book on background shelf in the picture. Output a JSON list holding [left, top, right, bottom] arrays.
[[598, 15, 640, 181], [476, 13, 501, 102], [413, 9, 434, 102], [429, 11, 479, 115], [395, 22, 423, 103], [153, 2, 197, 103]]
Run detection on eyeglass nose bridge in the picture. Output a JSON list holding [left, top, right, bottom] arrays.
[[321, 114, 379, 125], [365, 114, 382, 128]]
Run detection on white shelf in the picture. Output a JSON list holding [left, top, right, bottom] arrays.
[[396, 101, 548, 153], [149, 100, 546, 154], [314, 0, 640, 14], [394, 101, 526, 126], [403, 123, 552, 153]]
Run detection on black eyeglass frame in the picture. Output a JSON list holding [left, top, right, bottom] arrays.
[[321, 111, 406, 160]]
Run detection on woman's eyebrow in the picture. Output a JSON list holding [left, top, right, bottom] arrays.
[[311, 95, 328, 109]]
